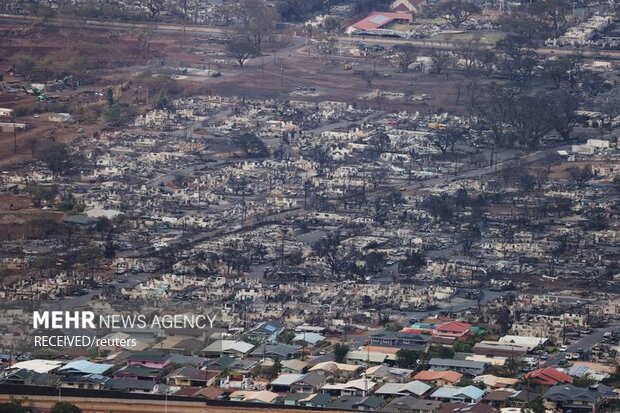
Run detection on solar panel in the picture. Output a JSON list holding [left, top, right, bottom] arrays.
[[369, 15, 390, 25]]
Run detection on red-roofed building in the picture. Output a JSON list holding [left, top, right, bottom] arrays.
[[347, 12, 413, 33], [523, 367, 573, 386], [391, 0, 427, 14], [434, 321, 471, 339]]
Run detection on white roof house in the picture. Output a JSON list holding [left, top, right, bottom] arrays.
[[293, 332, 325, 346], [203, 340, 255, 355], [498, 335, 547, 351], [322, 378, 376, 396], [375, 380, 431, 397], [270, 373, 306, 387], [9, 359, 63, 374], [58, 360, 114, 375], [229, 390, 279, 403]]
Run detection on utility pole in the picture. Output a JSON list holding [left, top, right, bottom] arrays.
[[12, 114, 17, 153], [280, 230, 285, 266]]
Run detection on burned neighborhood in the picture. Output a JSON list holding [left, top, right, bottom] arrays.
[[0, 0, 619, 412]]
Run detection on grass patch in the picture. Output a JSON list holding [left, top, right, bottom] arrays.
[[430, 31, 505, 45]]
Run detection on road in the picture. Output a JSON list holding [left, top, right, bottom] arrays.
[[397, 143, 571, 196], [0, 13, 232, 37], [2, 13, 619, 60], [543, 324, 620, 367]]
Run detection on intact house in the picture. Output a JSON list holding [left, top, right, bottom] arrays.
[[57, 360, 113, 376], [166, 366, 218, 387], [103, 378, 156, 393], [429, 385, 486, 403], [369, 330, 432, 352], [250, 343, 301, 360], [243, 320, 284, 343], [202, 340, 255, 358], [391, 0, 426, 15], [413, 370, 463, 387], [59, 374, 108, 390], [428, 358, 486, 376], [269, 371, 327, 393], [544, 383, 616, 413], [374, 380, 432, 399], [523, 367, 573, 387], [321, 378, 377, 397], [433, 321, 471, 340], [113, 365, 163, 381], [381, 396, 442, 413], [125, 351, 171, 369], [366, 365, 414, 383]]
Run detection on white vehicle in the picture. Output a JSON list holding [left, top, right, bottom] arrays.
[[559, 345, 568, 352]]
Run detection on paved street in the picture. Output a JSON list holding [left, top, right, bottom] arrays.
[[544, 324, 620, 367], [3, 13, 619, 60]]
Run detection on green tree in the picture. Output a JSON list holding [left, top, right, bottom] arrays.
[[453, 340, 473, 353], [51, 402, 82, 413], [268, 359, 282, 379], [385, 321, 403, 332], [10, 54, 37, 79], [278, 330, 295, 344], [105, 88, 114, 106], [522, 397, 545, 413], [396, 348, 419, 369], [333, 343, 349, 363], [601, 366, 620, 387], [58, 193, 84, 212], [0, 402, 29, 413], [322, 16, 341, 33], [438, 346, 455, 359], [103, 103, 135, 126], [573, 374, 597, 388]]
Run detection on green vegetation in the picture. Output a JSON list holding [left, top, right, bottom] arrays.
[[103, 103, 136, 127], [267, 359, 282, 379], [51, 402, 82, 413], [0, 402, 29, 413], [396, 348, 419, 369], [9, 52, 94, 83], [278, 330, 296, 344], [453, 340, 474, 353], [334, 343, 349, 363], [431, 31, 505, 45]]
